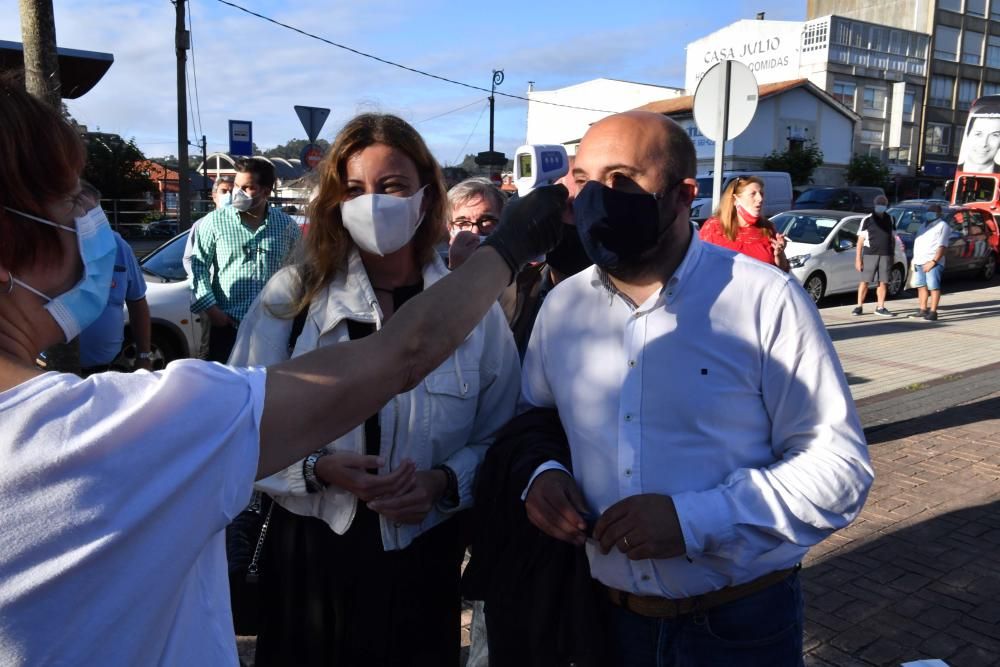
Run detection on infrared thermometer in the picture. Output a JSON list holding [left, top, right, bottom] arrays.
[[514, 144, 569, 197]]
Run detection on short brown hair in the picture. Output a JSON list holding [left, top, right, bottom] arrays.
[[0, 73, 86, 273], [293, 113, 447, 315]]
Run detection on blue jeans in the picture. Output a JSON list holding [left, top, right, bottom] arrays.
[[912, 262, 943, 291], [610, 573, 804, 667]]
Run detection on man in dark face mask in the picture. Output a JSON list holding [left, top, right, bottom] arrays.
[[570, 111, 697, 298], [520, 111, 872, 666]]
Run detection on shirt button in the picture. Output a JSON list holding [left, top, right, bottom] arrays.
[[628, 360, 636, 368], [624, 414, 633, 422], [641, 574, 650, 581], [624, 468, 632, 476]]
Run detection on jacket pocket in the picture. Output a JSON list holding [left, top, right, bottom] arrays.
[[422, 369, 482, 456]]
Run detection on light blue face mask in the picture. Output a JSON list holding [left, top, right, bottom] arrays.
[[3, 205, 117, 342], [215, 191, 233, 208]]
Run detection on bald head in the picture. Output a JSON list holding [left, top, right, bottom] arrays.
[[574, 111, 697, 193]]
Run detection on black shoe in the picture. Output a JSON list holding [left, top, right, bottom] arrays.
[[851, 306, 863, 316], [875, 307, 894, 317], [910, 309, 928, 319], [924, 310, 938, 321]]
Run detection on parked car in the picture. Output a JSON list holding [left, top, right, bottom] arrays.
[[888, 204, 997, 281], [112, 230, 203, 371], [774, 209, 909, 304], [794, 186, 886, 213], [689, 171, 793, 222], [140, 218, 179, 238]]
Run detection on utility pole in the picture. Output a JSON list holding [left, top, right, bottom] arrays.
[[201, 134, 208, 205], [489, 69, 504, 152], [175, 0, 191, 231], [20, 0, 80, 375], [18, 0, 61, 109]]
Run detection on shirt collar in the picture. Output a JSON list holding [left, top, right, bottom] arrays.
[[588, 224, 703, 310]]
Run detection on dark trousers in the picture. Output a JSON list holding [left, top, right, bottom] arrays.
[[208, 323, 238, 363], [610, 573, 805, 667], [253, 501, 465, 667]]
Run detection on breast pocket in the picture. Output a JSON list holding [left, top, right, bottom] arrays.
[[423, 368, 482, 453]]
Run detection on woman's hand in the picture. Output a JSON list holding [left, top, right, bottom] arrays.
[[771, 232, 787, 256], [367, 470, 448, 525], [315, 452, 416, 502]]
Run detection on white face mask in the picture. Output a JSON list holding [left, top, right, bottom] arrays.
[[231, 186, 254, 212], [341, 186, 427, 256], [874, 204, 887, 214]]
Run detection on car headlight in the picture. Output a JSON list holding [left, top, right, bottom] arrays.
[[788, 254, 810, 268]]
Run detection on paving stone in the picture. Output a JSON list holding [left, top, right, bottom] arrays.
[[858, 637, 905, 666]]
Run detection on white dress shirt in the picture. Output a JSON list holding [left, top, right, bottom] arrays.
[[521, 233, 873, 598]]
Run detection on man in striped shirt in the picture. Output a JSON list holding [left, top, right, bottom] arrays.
[[190, 158, 301, 362]]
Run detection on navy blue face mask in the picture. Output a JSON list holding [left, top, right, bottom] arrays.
[[574, 181, 674, 272]]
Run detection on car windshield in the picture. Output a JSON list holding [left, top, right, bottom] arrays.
[[773, 213, 839, 244], [795, 191, 833, 207], [141, 231, 189, 282], [888, 207, 927, 235]]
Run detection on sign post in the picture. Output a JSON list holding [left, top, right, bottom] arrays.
[[294, 105, 330, 171], [692, 61, 759, 213]]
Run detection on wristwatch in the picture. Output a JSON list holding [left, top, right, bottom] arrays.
[[303, 450, 330, 494], [433, 464, 460, 509]]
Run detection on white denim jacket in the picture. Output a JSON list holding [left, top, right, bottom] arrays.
[[229, 249, 520, 550]]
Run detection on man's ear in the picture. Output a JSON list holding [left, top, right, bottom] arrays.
[[678, 178, 698, 206]]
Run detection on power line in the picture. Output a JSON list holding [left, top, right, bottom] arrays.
[[186, 1, 204, 138], [453, 101, 489, 165], [213, 0, 618, 114], [414, 97, 488, 125]]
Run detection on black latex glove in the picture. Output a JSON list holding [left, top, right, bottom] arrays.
[[482, 184, 568, 283]]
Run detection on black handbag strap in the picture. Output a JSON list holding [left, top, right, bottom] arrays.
[[287, 307, 309, 356]]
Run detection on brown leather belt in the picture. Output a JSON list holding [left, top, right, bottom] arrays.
[[606, 564, 800, 619]]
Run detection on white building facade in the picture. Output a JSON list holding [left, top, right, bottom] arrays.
[[524, 78, 683, 151]]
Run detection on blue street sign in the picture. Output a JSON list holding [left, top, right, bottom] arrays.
[[229, 120, 253, 156]]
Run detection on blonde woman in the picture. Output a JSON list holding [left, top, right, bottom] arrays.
[[699, 176, 790, 272], [228, 113, 520, 666]]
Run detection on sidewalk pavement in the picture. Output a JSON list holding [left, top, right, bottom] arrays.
[[802, 281, 1000, 666]]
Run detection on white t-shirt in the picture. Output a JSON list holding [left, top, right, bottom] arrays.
[[913, 219, 951, 265], [0, 360, 264, 666]]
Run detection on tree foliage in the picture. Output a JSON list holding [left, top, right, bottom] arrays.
[[263, 138, 330, 159], [760, 142, 825, 186], [83, 133, 154, 200], [845, 154, 891, 189]]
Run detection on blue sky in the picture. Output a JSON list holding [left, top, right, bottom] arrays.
[[2, 0, 803, 165]]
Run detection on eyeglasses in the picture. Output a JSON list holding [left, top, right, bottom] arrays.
[[451, 215, 499, 231]]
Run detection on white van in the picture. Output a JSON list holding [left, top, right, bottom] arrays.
[[690, 171, 794, 223]]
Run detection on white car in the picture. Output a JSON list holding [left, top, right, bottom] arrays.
[[774, 209, 909, 304], [113, 231, 203, 370]]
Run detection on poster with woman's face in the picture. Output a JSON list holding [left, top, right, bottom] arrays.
[[958, 96, 1000, 174]]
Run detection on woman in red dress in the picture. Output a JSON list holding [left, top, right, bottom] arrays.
[[699, 176, 790, 272]]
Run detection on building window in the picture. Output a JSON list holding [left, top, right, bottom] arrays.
[[958, 79, 979, 110], [993, 1, 1000, 20], [802, 21, 829, 52], [833, 81, 856, 107], [984, 82, 1000, 96], [925, 123, 952, 156], [863, 87, 887, 113], [929, 76, 955, 107], [988, 36, 1000, 67], [904, 91, 916, 121], [967, 0, 986, 16], [963, 30, 984, 64], [938, 0, 961, 11], [934, 26, 960, 61], [888, 147, 911, 165]]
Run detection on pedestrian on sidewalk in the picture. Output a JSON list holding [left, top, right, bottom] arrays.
[[852, 194, 896, 317], [911, 203, 949, 321]]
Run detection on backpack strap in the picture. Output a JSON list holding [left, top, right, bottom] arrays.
[[287, 308, 309, 356]]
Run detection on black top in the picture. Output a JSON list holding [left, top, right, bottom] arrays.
[[861, 212, 894, 256], [347, 282, 423, 459]]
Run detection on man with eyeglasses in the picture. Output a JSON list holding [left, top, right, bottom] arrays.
[[446, 177, 505, 270]]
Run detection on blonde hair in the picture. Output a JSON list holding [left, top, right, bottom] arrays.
[[290, 113, 448, 316], [714, 175, 775, 241]]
